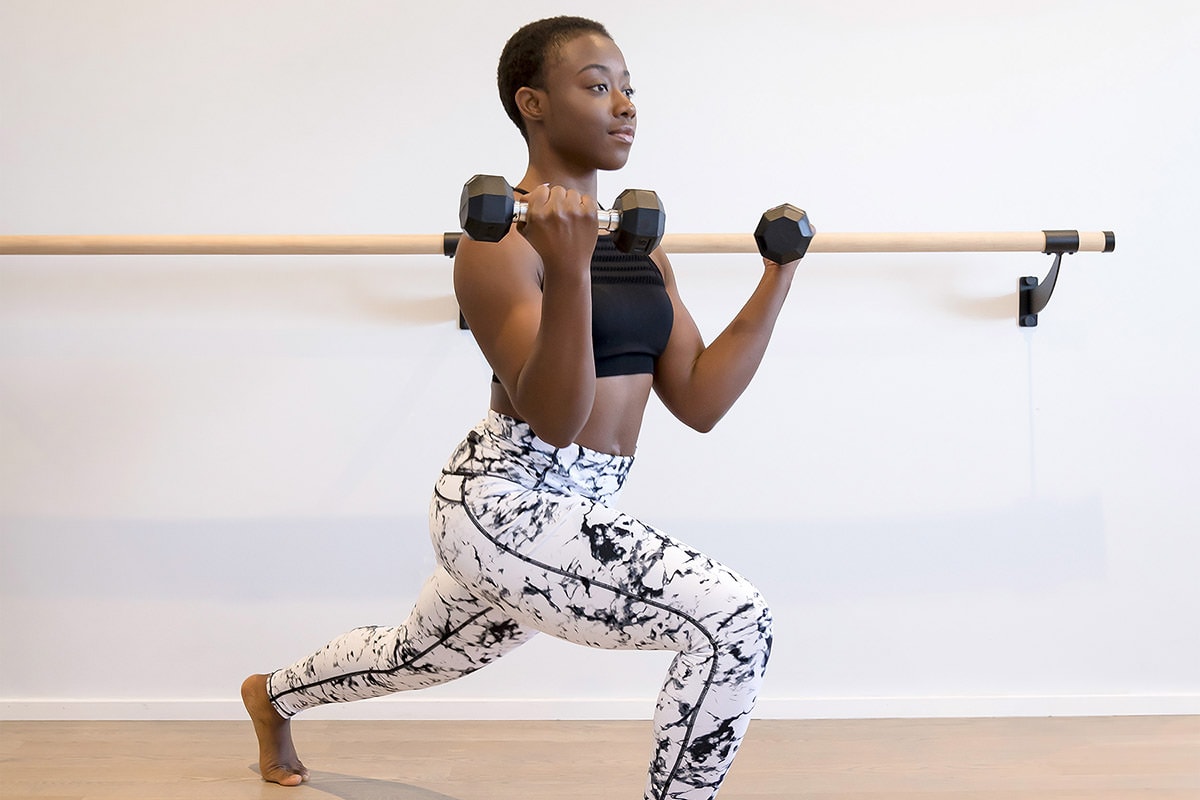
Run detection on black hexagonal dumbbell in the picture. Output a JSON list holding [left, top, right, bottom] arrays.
[[753, 204, 815, 264], [459, 174, 665, 255]]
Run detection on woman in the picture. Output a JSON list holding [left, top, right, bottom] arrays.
[[243, 16, 799, 800]]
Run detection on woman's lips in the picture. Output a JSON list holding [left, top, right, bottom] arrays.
[[610, 127, 635, 144]]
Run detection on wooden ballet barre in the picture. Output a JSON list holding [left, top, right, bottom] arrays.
[[664, 230, 1115, 255], [0, 234, 452, 256], [0, 230, 1116, 256]]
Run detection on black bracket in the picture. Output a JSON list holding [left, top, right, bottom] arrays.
[[441, 232, 473, 330], [1020, 230, 1076, 327], [1019, 229, 1115, 326]]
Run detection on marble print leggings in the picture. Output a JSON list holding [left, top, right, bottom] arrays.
[[267, 412, 773, 800]]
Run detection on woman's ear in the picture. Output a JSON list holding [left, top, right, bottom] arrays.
[[515, 86, 545, 126]]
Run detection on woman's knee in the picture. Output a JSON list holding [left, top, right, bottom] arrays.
[[708, 577, 773, 662]]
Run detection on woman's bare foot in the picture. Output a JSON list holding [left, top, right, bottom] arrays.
[[241, 674, 309, 786]]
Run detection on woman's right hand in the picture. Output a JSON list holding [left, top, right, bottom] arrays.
[[516, 184, 599, 276]]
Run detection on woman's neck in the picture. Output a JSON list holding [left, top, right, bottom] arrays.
[[517, 153, 599, 197]]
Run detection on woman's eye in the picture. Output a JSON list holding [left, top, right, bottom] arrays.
[[590, 83, 635, 98]]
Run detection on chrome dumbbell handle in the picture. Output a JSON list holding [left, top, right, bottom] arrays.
[[513, 201, 622, 233]]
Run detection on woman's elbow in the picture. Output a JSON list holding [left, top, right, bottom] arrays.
[[514, 404, 590, 448], [535, 428, 580, 448], [679, 406, 726, 434], [658, 389, 723, 434]]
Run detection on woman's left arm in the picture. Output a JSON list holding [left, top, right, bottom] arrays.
[[652, 250, 799, 432]]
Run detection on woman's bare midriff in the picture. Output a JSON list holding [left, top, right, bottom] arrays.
[[490, 373, 654, 456]]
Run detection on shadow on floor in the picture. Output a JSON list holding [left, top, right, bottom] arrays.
[[251, 765, 465, 800]]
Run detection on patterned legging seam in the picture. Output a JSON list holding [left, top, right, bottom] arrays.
[[437, 477, 719, 800], [267, 606, 496, 706]]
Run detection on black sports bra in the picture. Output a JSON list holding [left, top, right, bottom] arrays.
[[589, 233, 674, 376], [493, 187, 674, 379]]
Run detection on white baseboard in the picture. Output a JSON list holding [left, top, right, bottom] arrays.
[[2, 694, 1197, 721]]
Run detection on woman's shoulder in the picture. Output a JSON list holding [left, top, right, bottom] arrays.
[[453, 230, 545, 327], [454, 229, 543, 284]]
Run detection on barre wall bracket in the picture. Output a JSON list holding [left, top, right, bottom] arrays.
[[1018, 230, 1114, 327]]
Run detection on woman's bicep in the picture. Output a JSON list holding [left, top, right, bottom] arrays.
[[650, 251, 707, 416]]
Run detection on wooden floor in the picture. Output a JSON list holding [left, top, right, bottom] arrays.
[[1, 716, 1197, 799]]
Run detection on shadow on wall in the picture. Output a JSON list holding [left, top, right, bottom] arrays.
[[0, 514, 436, 602], [0, 256, 461, 330], [785, 255, 1080, 325], [663, 496, 1107, 599]]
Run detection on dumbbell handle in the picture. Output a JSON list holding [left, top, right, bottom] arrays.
[[513, 201, 623, 234]]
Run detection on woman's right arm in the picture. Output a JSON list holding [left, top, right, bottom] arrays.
[[453, 185, 599, 447]]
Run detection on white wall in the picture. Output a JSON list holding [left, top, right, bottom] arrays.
[[1, 0, 1197, 720]]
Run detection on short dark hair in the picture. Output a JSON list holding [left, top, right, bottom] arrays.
[[497, 16, 612, 142]]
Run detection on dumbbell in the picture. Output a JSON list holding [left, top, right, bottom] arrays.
[[753, 204, 815, 264], [459, 174, 666, 255]]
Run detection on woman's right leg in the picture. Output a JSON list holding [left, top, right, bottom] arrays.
[[244, 564, 538, 784], [434, 471, 773, 800]]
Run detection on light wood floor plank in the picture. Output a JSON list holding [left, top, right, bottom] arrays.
[[1, 717, 1196, 800]]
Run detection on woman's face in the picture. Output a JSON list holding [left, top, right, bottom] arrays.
[[536, 32, 636, 172]]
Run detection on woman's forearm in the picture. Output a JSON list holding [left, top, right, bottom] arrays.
[[511, 268, 597, 446]]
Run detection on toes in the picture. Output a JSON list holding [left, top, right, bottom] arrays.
[[264, 766, 305, 786]]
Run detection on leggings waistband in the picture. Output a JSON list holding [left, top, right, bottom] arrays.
[[441, 411, 633, 504]]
